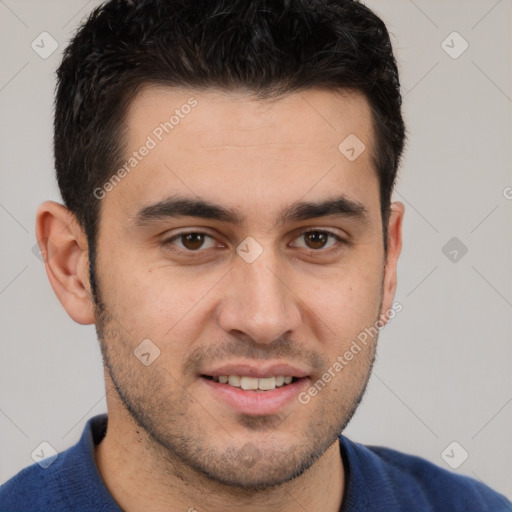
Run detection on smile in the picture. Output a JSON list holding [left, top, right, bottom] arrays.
[[203, 375, 296, 391], [200, 373, 309, 415]]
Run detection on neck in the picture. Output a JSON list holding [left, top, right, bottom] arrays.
[[95, 404, 345, 512]]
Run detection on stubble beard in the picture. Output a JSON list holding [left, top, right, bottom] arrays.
[[93, 293, 378, 491]]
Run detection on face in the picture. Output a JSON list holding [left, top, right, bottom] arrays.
[[92, 86, 400, 489]]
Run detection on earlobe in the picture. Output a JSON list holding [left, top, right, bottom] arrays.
[[380, 201, 405, 322], [35, 201, 95, 325]]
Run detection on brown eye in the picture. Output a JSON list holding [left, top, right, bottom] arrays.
[[167, 232, 217, 252], [292, 230, 343, 251], [181, 233, 206, 250], [304, 232, 329, 249]]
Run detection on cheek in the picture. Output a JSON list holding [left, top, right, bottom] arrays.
[[99, 236, 383, 353], [298, 258, 383, 337], [103, 263, 220, 346]]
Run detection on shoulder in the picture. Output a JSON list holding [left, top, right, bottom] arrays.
[[0, 415, 119, 512], [338, 435, 511, 512], [0, 447, 73, 511]]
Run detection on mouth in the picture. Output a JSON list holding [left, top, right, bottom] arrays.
[[198, 366, 310, 416], [201, 374, 300, 391]]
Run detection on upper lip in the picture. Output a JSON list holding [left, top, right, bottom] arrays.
[[201, 363, 310, 379]]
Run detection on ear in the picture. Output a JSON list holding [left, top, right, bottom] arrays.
[[379, 201, 404, 323], [35, 201, 95, 325]]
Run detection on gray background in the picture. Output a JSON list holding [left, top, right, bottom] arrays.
[[1, 0, 511, 499]]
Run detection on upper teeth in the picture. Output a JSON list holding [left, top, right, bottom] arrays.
[[215, 375, 293, 390]]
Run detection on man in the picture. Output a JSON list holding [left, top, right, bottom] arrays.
[[1, 0, 510, 510]]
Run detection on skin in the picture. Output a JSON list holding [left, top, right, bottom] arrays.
[[36, 86, 404, 512]]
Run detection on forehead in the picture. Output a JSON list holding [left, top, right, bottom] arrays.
[[126, 85, 374, 148], [105, 85, 380, 226]]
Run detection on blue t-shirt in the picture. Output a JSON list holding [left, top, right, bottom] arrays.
[[1, 414, 510, 511]]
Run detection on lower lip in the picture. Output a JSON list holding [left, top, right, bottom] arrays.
[[200, 377, 309, 416]]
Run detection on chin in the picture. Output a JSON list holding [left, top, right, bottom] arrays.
[[175, 436, 330, 491]]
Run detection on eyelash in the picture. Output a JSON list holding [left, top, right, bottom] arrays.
[[162, 229, 346, 255]]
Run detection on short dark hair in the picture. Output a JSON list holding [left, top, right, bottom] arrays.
[[54, 0, 406, 301]]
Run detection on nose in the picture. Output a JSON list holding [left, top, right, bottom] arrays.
[[216, 250, 302, 345]]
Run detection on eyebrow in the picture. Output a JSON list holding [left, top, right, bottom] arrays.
[[133, 194, 368, 227]]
